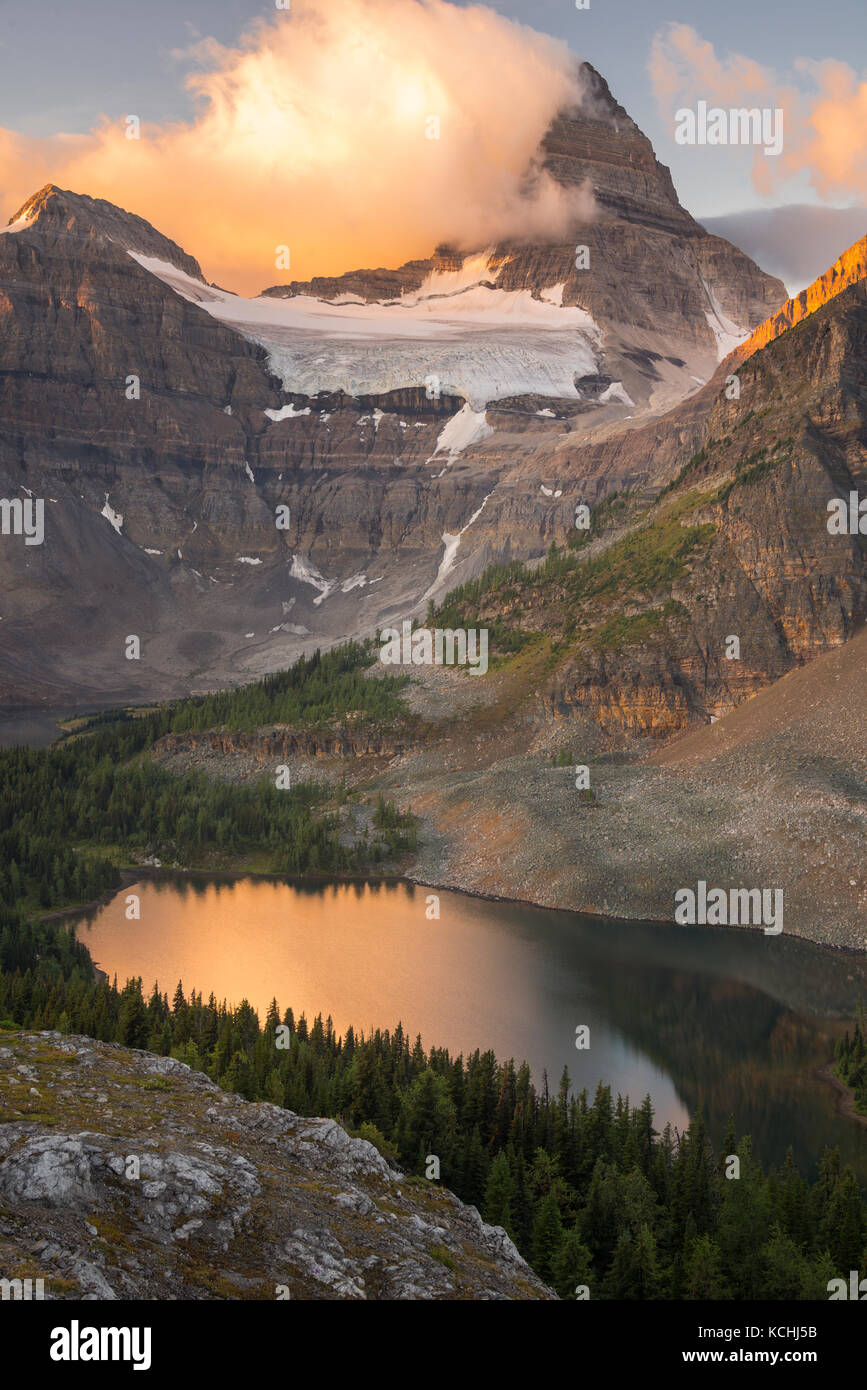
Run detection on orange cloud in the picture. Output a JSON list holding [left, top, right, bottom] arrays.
[[650, 23, 867, 205], [755, 58, 867, 201], [649, 22, 772, 109], [0, 0, 592, 294]]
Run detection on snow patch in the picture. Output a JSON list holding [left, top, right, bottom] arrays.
[[0, 212, 36, 236], [265, 403, 312, 421], [244, 461, 255, 482], [598, 381, 635, 407], [407, 250, 503, 303], [290, 554, 334, 605], [101, 495, 123, 534], [423, 493, 493, 602], [236, 556, 262, 565], [699, 277, 749, 361], [539, 283, 565, 307], [429, 404, 494, 465]]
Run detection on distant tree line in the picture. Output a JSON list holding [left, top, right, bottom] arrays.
[[60, 643, 412, 739], [836, 1016, 867, 1116], [0, 643, 417, 913]]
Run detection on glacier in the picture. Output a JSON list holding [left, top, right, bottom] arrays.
[[128, 252, 602, 409]]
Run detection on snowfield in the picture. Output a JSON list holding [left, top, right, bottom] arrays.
[[698, 277, 749, 361], [428, 404, 494, 465], [128, 252, 602, 409]]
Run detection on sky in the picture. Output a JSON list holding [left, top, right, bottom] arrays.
[[0, 0, 864, 292]]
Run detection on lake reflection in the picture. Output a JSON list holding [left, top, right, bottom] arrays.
[[73, 875, 867, 1180]]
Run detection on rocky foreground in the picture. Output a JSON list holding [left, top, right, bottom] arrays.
[[0, 1033, 553, 1300]]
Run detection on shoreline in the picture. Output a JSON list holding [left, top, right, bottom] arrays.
[[50, 859, 867, 965], [816, 1061, 867, 1130], [45, 864, 867, 1141]]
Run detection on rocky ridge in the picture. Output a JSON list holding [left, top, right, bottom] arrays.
[[0, 1032, 551, 1300], [733, 234, 866, 361]]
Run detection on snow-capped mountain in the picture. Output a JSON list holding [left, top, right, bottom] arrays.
[[0, 64, 788, 707]]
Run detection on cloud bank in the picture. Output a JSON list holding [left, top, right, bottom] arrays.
[[0, 0, 592, 294], [701, 205, 867, 297], [649, 23, 867, 206]]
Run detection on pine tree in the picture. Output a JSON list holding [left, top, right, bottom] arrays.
[[681, 1231, 731, 1300], [117, 979, 149, 1048], [531, 1189, 563, 1286], [602, 1223, 663, 1299], [819, 1170, 865, 1271], [483, 1151, 516, 1237], [551, 1228, 594, 1300]]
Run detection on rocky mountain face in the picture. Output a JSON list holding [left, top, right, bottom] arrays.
[[0, 1031, 551, 1300], [0, 67, 788, 712], [734, 234, 866, 359], [261, 62, 785, 415], [267, 63, 783, 359], [487, 272, 867, 737]]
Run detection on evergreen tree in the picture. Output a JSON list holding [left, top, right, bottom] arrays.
[[531, 1189, 564, 1286], [681, 1232, 731, 1300], [483, 1151, 516, 1237], [551, 1229, 594, 1300], [602, 1223, 663, 1300]]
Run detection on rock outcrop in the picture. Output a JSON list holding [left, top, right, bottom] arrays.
[[154, 724, 408, 763], [0, 1033, 552, 1300]]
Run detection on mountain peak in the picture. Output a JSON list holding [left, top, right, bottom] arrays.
[[537, 62, 692, 234], [7, 182, 63, 225], [5, 184, 204, 281]]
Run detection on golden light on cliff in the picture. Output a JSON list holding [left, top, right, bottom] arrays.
[[733, 234, 867, 364]]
